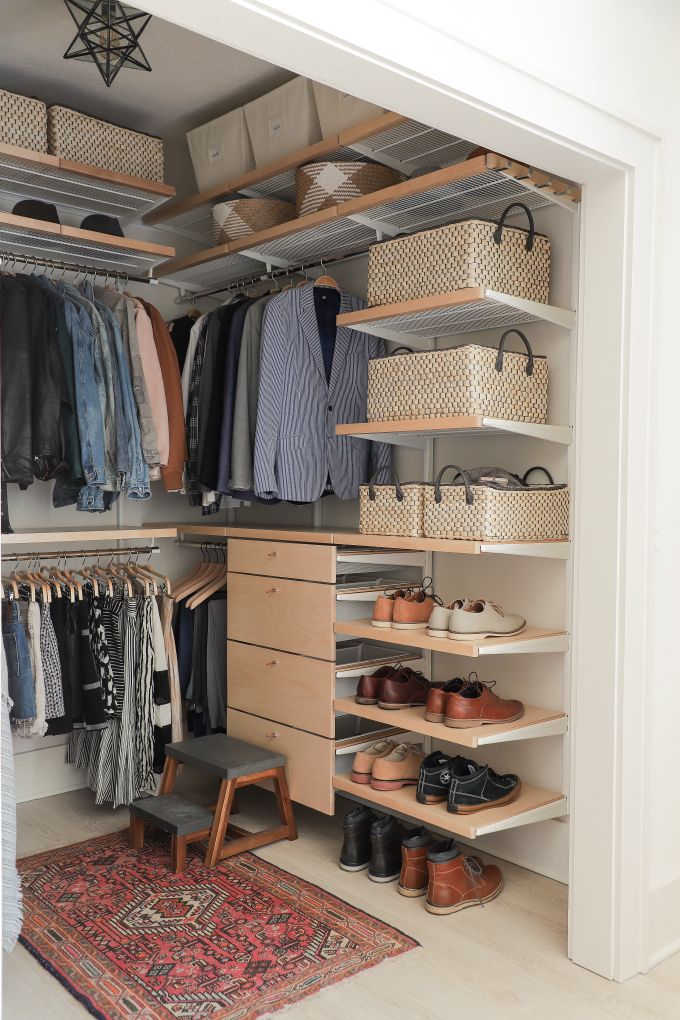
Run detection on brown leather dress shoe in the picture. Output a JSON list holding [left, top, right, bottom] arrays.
[[378, 668, 432, 709], [426, 846, 503, 914], [424, 676, 468, 722], [444, 678, 524, 728], [355, 664, 401, 705]]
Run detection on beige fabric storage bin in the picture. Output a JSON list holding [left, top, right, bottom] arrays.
[[47, 105, 164, 182], [296, 161, 401, 216], [423, 465, 569, 542], [367, 202, 551, 306], [245, 77, 321, 168], [211, 198, 295, 243], [359, 470, 426, 538], [187, 107, 255, 191], [0, 89, 48, 152], [367, 329, 548, 424], [312, 83, 386, 137]]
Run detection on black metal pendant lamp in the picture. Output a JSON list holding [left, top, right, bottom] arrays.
[[63, 1, 152, 88]]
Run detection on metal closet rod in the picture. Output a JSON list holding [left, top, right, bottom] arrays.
[[0, 252, 159, 286], [173, 246, 372, 305], [1, 545, 160, 562]]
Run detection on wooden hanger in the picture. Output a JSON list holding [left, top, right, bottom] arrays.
[[2, 576, 20, 600], [11, 569, 36, 602], [173, 545, 218, 601], [186, 547, 227, 609]]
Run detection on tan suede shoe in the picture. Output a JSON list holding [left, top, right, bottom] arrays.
[[392, 591, 436, 630], [371, 588, 413, 628], [351, 739, 399, 785], [370, 742, 425, 790]]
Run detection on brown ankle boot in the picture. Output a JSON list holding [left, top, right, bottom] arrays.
[[426, 845, 503, 914], [398, 829, 435, 896]]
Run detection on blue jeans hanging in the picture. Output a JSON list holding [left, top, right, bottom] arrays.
[[2, 601, 35, 722]]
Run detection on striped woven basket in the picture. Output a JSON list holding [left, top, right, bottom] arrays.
[[47, 105, 164, 181], [359, 469, 426, 538], [367, 329, 548, 423], [211, 198, 295, 244], [0, 89, 47, 152], [423, 465, 569, 543], [295, 161, 402, 216], [367, 202, 550, 306]]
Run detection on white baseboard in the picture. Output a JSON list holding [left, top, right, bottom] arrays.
[[649, 877, 680, 969], [15, 745, 88, 803]]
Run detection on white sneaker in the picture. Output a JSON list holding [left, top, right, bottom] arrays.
[[448, 599, 526, 640]]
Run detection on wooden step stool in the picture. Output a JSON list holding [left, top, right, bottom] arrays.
[[129, 735, 297, 873]]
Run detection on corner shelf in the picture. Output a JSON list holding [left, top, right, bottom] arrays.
[[0, 211, 174, 274], [333, 773, 567, 838], [336, 289, 576, 345], [334, 619, 569, 656], [0, 143, 175, 222], [334, 697, 567, 747], [337, 416, 572, 448]]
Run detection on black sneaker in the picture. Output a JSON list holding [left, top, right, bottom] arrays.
[[368, 814, 403, 883], [339, 805, 373, 871], [447, 758, 521, 814], [417, 751, 467, 804]]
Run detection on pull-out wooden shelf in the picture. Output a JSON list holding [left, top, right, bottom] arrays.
[[0, 143, 175, 222], [334, 619, 569, 656], [334, 698, 567, 747], [337, 416, 573, 447], [333, 774, 567, 838]]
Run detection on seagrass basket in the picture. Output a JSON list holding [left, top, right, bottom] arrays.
[[295, 161, 401, 216], [47, 105, 164, 181], [423, 465, 569, 542], [0, 90, 47, 151], [211, 198, 295, 243], [359, 469, 426, 538]]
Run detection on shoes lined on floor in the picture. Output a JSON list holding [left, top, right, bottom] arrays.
[[339, 806, 407, 883]]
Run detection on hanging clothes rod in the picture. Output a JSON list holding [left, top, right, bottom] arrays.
[[0, 251, 159, 286], [1, 545, 160, 562], [174, 540, 227, 550], [172, 246, 372, 305]]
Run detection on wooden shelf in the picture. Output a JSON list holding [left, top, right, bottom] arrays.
[[0, 143, 174, 223], [337, 416, 572, 447], [154, 151, 580, 288], [174, 523, 337, 544], [1, 526, 178, 547], [333, 698, 567, 747], [0, 211, 174, 274], [333, 773, 567, 838], [336, 289, 576, 344], [334, 619, 569, 656]]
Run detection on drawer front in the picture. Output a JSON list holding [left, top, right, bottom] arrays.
[[228, 539, 336, 582], [227, 708, 334, 814], [228, 572, 336, 659], [228, 641, 335, 737]]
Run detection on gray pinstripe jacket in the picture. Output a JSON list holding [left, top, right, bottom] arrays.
[[253, 285, 391, 501]]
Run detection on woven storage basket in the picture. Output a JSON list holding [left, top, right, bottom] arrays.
[[359, 469, 426, 538], [367, 202, 550, 306], [423, 465, 569, 543], [211, 198, 295, 243], [0, 90, 48, 152], [295, 161, 402, 217], [367, 329, 548, 423], [47, 105, 164, 181]]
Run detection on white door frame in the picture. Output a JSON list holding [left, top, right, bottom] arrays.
[[143, 0, 659, 980]]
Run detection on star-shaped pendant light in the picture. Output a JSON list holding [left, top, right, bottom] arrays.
[[63, 1, 152, 88]]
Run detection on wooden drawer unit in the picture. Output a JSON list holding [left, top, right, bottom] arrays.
[[228, 571, 336, 659], [228, 640, 335, 736], [228, 538, 336, 582]]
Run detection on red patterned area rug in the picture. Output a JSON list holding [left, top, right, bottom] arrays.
[[18, 830, 418, 1020]]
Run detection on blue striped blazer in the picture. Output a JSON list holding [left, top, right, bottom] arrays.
[[253, 285, 391, 502]]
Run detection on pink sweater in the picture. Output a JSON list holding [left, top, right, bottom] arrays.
[[131, 298, 170, 468]]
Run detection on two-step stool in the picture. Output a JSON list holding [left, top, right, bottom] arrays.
[[129, 735, 297, 872]]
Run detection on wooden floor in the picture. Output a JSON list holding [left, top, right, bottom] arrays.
[[5, 778, 680, 1019]]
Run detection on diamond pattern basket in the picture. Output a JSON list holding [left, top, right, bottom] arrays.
[[47, 105, 164, 181], [359, 469, 426, 538], [295, 161, 402, 216], [423, 465, 569, 542], [367, 202, 550, 306], [367, 329, 548, 423], [0, 89, 47, 152], [211, 198, 296, 243]]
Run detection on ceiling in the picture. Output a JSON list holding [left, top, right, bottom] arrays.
[[0, 0, 294, 146]]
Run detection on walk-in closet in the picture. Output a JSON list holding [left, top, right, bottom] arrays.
[[2, 2, 678, 1018]]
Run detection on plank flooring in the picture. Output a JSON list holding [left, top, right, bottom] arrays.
[[5, 779, 680, 1019]]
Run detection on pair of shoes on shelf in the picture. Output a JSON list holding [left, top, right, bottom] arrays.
[[340, 809, 503, 913], [425, 673, 525, 728], [355, 663, 437, 710], [372, 576, 440, 630], [351, 740, 425, 789], [428, 598, 526, 641], [417, 752, 521, 814]]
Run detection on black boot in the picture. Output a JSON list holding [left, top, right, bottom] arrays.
[[339, 805, 373, 872], [369, 814, 403, 883]]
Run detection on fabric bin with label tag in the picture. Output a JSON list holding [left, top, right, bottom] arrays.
[[47, 105, 164, 182], [312, 83, 386, 137], [187, 107, 255, 191], [367, 202, 550, 306], [245, 77, 321, 168], [0, 90, 48, 152]]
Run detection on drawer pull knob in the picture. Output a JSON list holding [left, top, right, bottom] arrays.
[[266, 660, 278, 667], [267, 551, 278, 558], [266, 732, 279, 739], [265, 587, 279, 594]]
